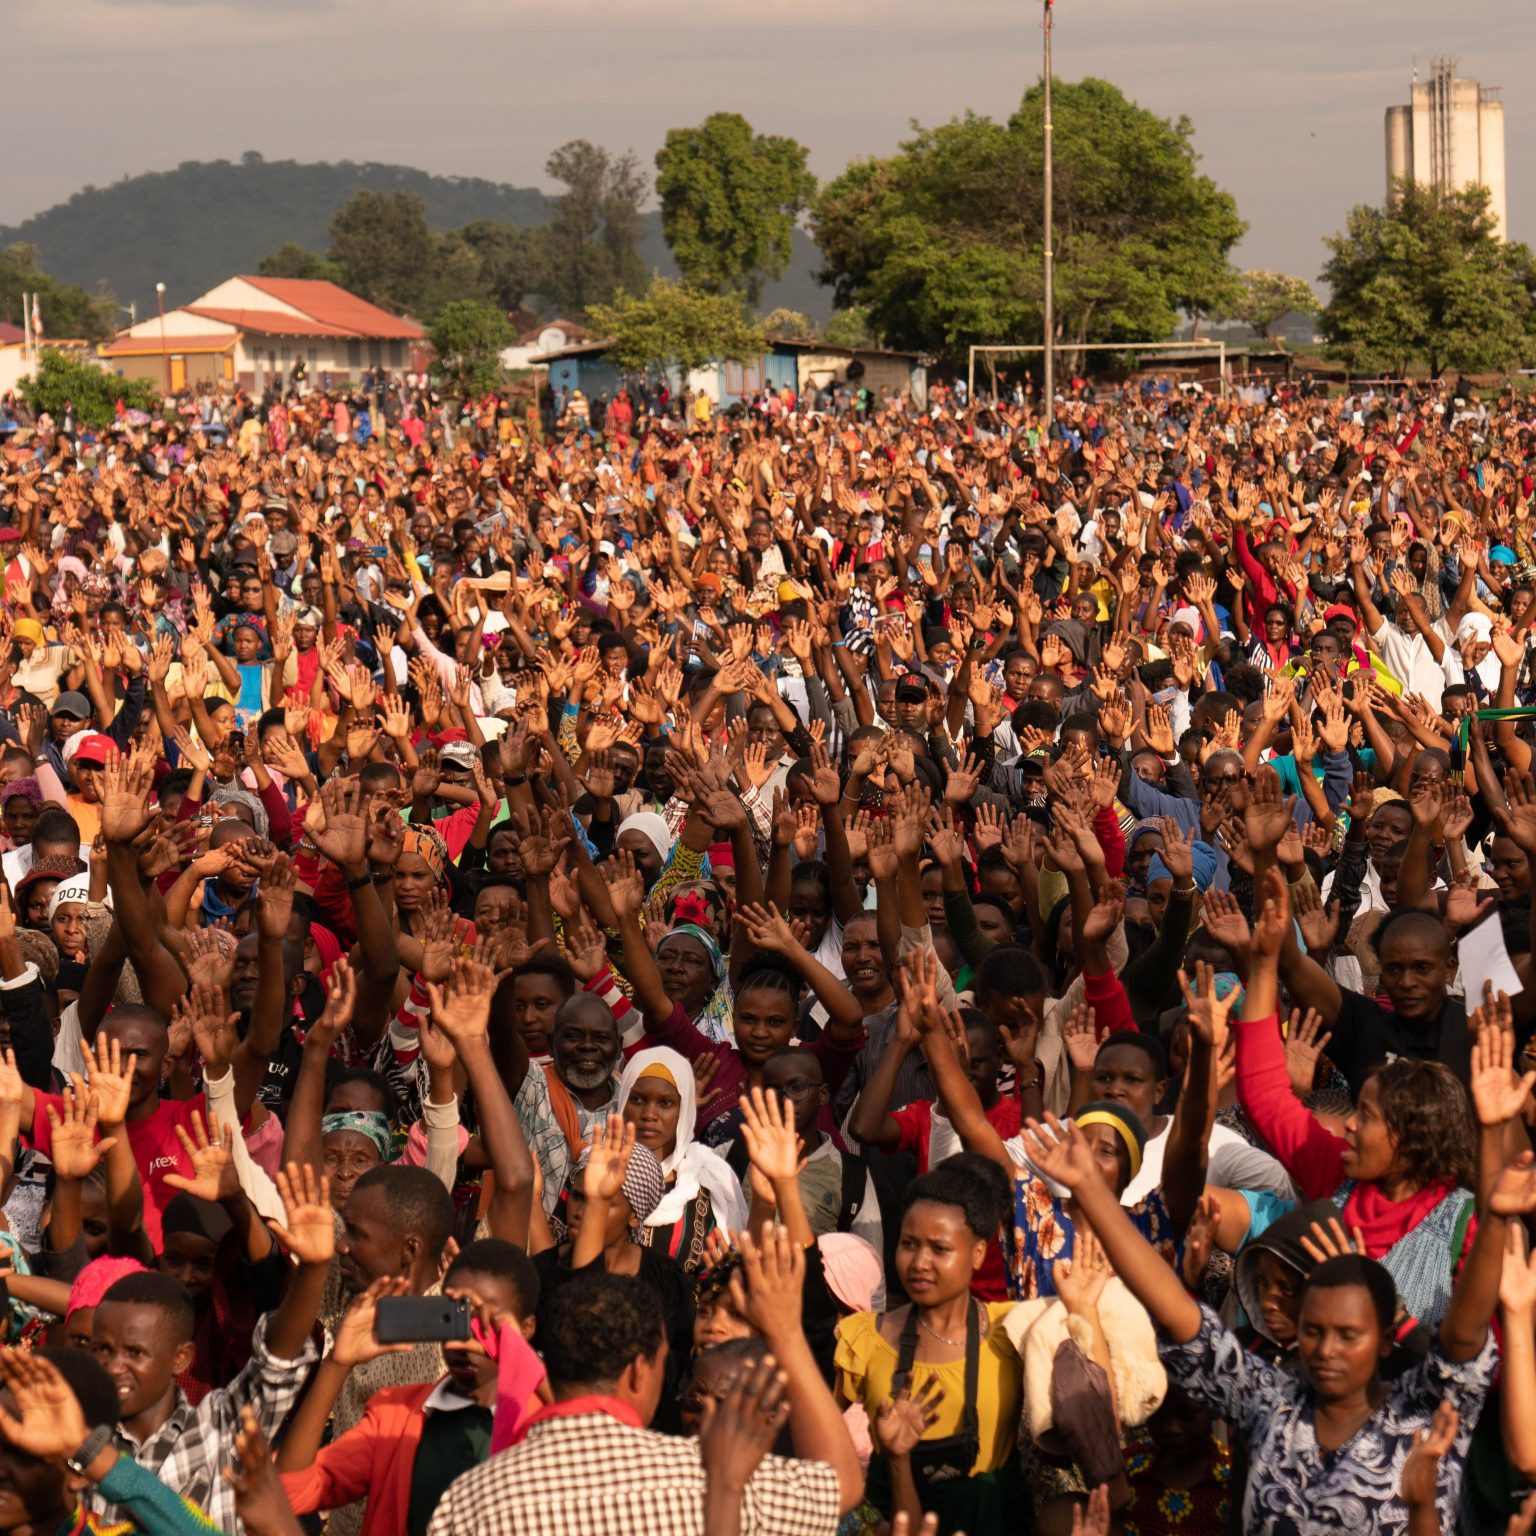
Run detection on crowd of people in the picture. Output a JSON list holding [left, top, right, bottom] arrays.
[[0, 366, 1529, 1536]]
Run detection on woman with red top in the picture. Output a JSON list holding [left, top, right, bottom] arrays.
[[1230, 874, 1479, 1329]]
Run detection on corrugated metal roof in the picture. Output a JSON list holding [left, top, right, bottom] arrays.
[[185, 307, 357, 339], [236, 277, 424, 339]]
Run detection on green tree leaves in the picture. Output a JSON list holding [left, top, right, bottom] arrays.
[[428, 301, 513, 395], [656, 114, 816, 308], [23, 349, 158, 427], [1228, 270, 1318, 341], [588, 279, 765, 374], [1321, 182, 1536, 377], [811, 80, 1244, 363], [0, 243, 115, 343]]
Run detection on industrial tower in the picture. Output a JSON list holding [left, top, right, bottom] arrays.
[[1385, 58, 1507, 239]]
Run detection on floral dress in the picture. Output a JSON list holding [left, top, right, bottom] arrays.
[[1122, 1430, 1231, 1535], [1158, 1303, 1497, 1536], [1009, 1172, 1179, 1300]]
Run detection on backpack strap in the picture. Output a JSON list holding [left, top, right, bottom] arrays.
[[837, 1150, 868, 1234]]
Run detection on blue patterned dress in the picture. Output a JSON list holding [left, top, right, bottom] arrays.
[[1158, 1304, 1497, 1535]]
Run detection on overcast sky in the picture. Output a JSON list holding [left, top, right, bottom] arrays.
[[7, 0, 1530, 285]]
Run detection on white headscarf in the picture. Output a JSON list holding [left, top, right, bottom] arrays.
[[616, 1046, 749, 1234], [616, 812, 672, 866]]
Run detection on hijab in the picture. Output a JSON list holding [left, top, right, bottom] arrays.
[[656, 922, 733, 1043], [616, 1047, 749, 1234]]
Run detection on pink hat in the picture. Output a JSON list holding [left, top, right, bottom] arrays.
[[817, 1233, 883, 1313], [66, 1255, 147, 1320]]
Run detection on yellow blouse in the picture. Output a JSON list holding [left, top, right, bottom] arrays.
[[834, 1303, 1021, 1476]]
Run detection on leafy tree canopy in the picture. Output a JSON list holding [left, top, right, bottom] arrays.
[[1320, 182, 1536, 377], [589, 279, 766, 374], [23, 348, 157, 427], [1226, 270, 1317, 341], [428, 300, 512, 396], [761, 307, 814, 339], [535, 141, 648, 318], [0, 244, 115, 343], [656, 114, 815, 308], [257, 242, 346, 284], [812, 79, 1244, 363]]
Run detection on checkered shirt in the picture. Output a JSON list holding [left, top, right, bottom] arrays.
[[88, 1313, 317, 1535], [426, 1408, 841, 1536]]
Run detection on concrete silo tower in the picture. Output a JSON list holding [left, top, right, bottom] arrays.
[[1384, 58, 1507, 239]]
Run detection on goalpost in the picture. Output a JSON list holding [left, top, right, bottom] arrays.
[[967, 339, 1228, 403]]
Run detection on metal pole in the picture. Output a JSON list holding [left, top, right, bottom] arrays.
[[1041, 0, 1055, 416], [155, 283, 168, 396]]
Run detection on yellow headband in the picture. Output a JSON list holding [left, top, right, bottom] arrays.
[[1074, 1110, 1143, 1179], [636, 1063, 678, 1088]]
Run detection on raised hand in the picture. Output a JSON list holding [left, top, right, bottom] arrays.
[[739, 1085, 804, 1187], [582, 1114, 636, 1204], [183, 980, 240, 1080], [308, 957, 357, 1054], [874, 1375, 945, 1459], [82, 1032, 138, 1126], [330, 1275, 415, 1368], [266, 1162, 336, 1266], [698, 1352, 793, 1496], [1469, 986, 1536, 1128], [305, 774, 369, 872], [163, 1110, 240, 1204], [99, 745, 155, 843], [1178, 960, 1235, 1049], [601, 849, 646, 920], [1283, 1007, 1332, 1097], [1021, 1114, 1104, 1192], [0, 1350, 90, 1463], [46, 1085, 115, 1181], [1400, 1399, 1460, 1514], [1243, 766, 1297, 854], [733, 901, 803, 956], [424, 953, 506, 1044], [1053, 1222, 1112, 1315]]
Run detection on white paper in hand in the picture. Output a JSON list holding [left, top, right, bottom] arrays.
[[1459, 911, 1524, 1010]]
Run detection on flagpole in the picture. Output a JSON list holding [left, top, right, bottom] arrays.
[[1042, 0, 1055, 414]]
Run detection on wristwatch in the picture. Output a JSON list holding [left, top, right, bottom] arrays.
[[66, 1424, 114, 1476]]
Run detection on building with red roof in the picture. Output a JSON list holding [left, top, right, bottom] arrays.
[[99, 276, 427, 392]]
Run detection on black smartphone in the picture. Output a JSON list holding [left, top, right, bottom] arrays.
[[227, 729, 245, 755], [374, 1296, 472, 1344]]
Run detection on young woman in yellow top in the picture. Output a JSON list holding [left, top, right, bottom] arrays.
[[833, 1153, 1023, 1536]]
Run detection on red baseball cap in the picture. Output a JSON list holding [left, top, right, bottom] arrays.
[[72, 734, 116, 767]]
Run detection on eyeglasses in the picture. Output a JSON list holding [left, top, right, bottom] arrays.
[[769, 1079, 822, 1102]]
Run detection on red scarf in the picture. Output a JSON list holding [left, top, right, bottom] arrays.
[[1342, 1178, 1463, 1260], [511, 1394, 644, 1445]]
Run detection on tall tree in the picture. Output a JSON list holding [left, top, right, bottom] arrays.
[[655, 114, 815, 307], [1229, 270, 1317, 342], [812, 79, 1244, 364], [1321, 182, 1536, 377], [0, 244, 115, 342], [326, 190, 437, 315], [537, 141, 647, 316], [588, 278, 765, 374], [429, 300, 512, 396], [257, 242, 346, 284]]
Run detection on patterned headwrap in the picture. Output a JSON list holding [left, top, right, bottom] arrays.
[[321, 1110, 393, 1162], [574, 1140, 666, 1235], [656, 922, 732, 1044], [401, 824, 449, 883]]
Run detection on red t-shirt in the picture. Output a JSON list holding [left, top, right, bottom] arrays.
[[890, 1095, 1021, 1301], [29, 1091, 208, 1251]]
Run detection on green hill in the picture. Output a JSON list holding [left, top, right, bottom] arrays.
[[0, 152, 830, 323]]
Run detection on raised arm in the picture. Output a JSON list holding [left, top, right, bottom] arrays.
[[425, 953, 535, 1246]]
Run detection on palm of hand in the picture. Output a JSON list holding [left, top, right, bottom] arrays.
[[876, 1396, 929, 1458], [1490, 1161, 1536, 1216], [317, 813, 367, 866], [51, 1122, 102, 1179], [178, 1145, 234, 1202], [280, 1203, 337, 1266], [1472, 1066, 1531, 1128]]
